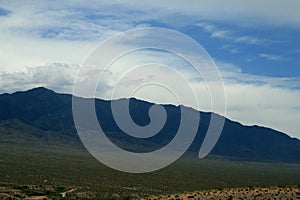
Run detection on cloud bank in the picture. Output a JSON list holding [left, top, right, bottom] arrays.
[[1, 58, 300, 139]]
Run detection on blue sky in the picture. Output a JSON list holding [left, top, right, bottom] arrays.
[[192, 23, 300, 78], [0, 0, 300, 138]]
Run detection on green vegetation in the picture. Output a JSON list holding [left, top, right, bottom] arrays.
[[0, 143, 300, 199]]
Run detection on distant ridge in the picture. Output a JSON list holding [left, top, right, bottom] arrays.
[[0, 87, 300, 163]]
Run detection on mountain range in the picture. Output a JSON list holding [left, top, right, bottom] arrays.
[[0, 87, 299, 163]]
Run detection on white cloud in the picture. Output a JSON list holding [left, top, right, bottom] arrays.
[[260, 53, 284, 61], [0, 63, 78, 94], [109, 0, 300, 28], [219, 45, 240, 54], [0, 32, 95, 72], [235, 36, 263, 45], [224, 83, 300, 138], [197, 23, 269, 45], [0, 1, 298, 72], [0, 1, 149, 72]]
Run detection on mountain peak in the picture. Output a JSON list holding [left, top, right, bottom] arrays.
[[9, 87, 58, 98], [26, 86, 55, 93], [7, 87, 56, 96]]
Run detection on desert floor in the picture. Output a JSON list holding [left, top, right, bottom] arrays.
[[141, 186, 300, 200]]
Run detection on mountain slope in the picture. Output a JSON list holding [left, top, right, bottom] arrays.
[[0, 87, 299, 163]]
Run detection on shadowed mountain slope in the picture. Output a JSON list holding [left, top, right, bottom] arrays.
[[0, 87, 299, 163]]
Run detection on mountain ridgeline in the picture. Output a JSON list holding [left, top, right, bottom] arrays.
[[0, 87, 299, 163]]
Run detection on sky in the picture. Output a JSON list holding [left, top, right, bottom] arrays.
[[0, 0, 300, 138]]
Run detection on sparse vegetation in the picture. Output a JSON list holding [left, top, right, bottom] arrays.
[[1, 143, 300, 199], [143, 186, 300, 200]]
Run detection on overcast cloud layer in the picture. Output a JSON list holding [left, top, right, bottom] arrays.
[[0, 0, 300, 138]]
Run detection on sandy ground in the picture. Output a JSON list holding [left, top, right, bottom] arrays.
[[59, 188, 77, 198], [141, 186, 300, 200]]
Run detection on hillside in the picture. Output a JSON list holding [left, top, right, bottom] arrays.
[[0, 87, 299, 163]]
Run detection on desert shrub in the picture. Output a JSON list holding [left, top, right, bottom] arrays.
[[55, 186, 65, 192], [227, 195, 233, 200], [121, 197, 131, 200], [15, 185, 29, 190]]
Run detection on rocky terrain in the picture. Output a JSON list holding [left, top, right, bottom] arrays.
[[142, 186, 300, 200], [0, 184, 92, 200], [1, 184, 299, 200]]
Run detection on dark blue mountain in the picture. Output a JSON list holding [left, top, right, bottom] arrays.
[[0, 87, 299, 163]]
